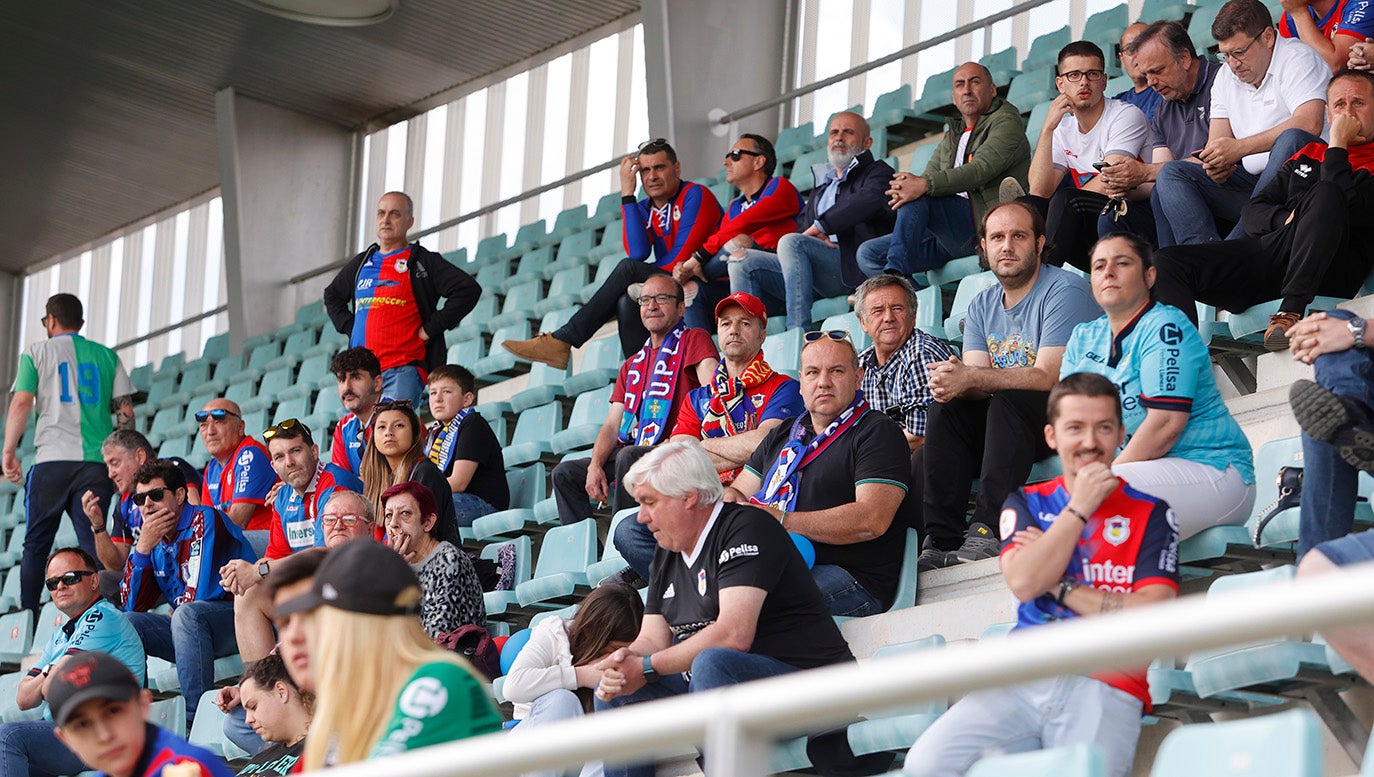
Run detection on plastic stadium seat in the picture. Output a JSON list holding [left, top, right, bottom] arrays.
[[889, 528, 920, 611], [913, 67, 958, 113], [968, 744, 1104, 777], [188, 690, 249, 760], [1083, 5, 1128, 52], [1244, 437, 1304, 549], [245, 340, 282, 374], [148, 406, 184, 439], [150, 696, 188, 738], [580, 252, 622, 302], [475, 233, 510, 264], [588, 222, 628, 263], [1105, 74, 1132, 96], [272, 395, 311, 426], [510, 362, 571, 414], [589, 191, 624, 230], [1022, 99, 1052, 147], [869, 84, 916, 130], [563, 337, 621, 396], [820, 312, 872, 351], [515, 518, 598, 607], [584, 508, 639, 584], [0, 566, 22, 612], [1150, 709, 1321, 776], [241, 409, 270, 439], [845, 635, 948, 755], [551, 385, 616, 455], [0, 673, 40, 723], [441, 247, 469, 266], [1007, 68, 1057, 119], [447, 339, 486, 372], [776, 121, 818, 163], [472, 321, 532, 381], [509, 219, 549, 255], [280, 354, 329, 400], [912, 284, 943, 336], [945, 271, 999, 342], [979, 46, 1021, 86], [542, 230, 597, 280], [762, 327, 804, 377], [489, 279, 544, 330], [241, 367, 293, 413], [159, 434, 193, 461], [1022, 25, 1070, 71], [455, 294, 501, 341], [263, 328, 316, 371], [1147, 659, 1283, 722], [482, 535, 533, 620], [0, 610, 33, 666], [811, 295, 850, 323], [0, 527, 26, 569], [147, 656, 180, 692], [1224, 296, 1345, 343], [500, 247, 553, 294], [157, 352, 187, 377], [30, 603, 63, 657], [549, 205, 589, 244], [474, 257, 512, 291], [536, 265, 590, 317], [788, 149, 828, 195], [1141, 0, 1198, 22], [471, 465, 547, 541], [906, 142, 938, 175], [129, 364, 154, 393], [177, 359, 214, 393], [503, 403, 562, 468]]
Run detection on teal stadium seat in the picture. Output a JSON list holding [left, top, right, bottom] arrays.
[[455, 294, 501, 341], [1224, 297, 1345, 343], [775, 121, 818, 164], [589, 191, 624, 230], [188, 690, 249, 760], [844, 634, 948, 755], [552, 385, 617, 455], [273, 395, 311, 426], [945, 271, 999, 342], [1083, 5, 1129, 58], [581, 252, 622, 303], [0, 673, 39, 723], [447, 339, 486, 373], [907, 142, 938, 176], [150, 696, 188, 738], [542, 230, 596, 280], [472, 321, 533, 381], [510, 219, 550, 253], [762, 327, 804, 377], [0, 527, 26, 569], [128, 364, 154, 393], [914, 284, 943, 335], [588, 222, 628, 263], [548, 205, 589, 244], [499, 247, 552, 294], [1141, 0, 1198, 22], [177, 359, 213, 394], [788, 149, 828, 195], [913, 67, 958, 114], [536, 265, 590, 317], [968, 744, 1104, 777], [159, 434, 193, 461], [441, 247, 468, 267], [509, 362, 571, 414], [474, 233, 510, 264], [514, 518, 598, 608], [0, 610, 33, 666], [1008, 70, 1058, 123], [30, 603, 63, 657], [1245, 437, 1305, 549], [0, 566, 22, 612], [489, 279, 543, 331], [482, 535, 533, 621], [811, 295, 850, 324], [564, 337, 621, 396], [471, 465, 546, 541], [1150, 709, 1321, 776], [585, 508, 639, 584], [503, 403, 562, 468], [869, 84, 916, 130], [979, 46, 1021, 86], [820, 312, 872, 351], [1022, 25, 1071, 71]]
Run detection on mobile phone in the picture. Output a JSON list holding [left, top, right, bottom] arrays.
[[1092, 160, 1111, 171], [1190, 148, 1205, 160]]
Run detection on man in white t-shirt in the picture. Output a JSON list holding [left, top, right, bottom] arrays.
[[1153, 0, 1329, 245], [1025, 41, 1153, 271]]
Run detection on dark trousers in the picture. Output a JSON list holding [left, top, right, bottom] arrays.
[[921, 391, 1052, 550], [550, 445, 652, 525], [22, 461, 110, 614], [1153, 180, 1374, 321], [554, 258, 660, 357], [1023, 187, 1156, 272]]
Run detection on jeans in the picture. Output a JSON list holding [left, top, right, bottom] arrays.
[[1299, 309, 1374, 557], [857, 196, 977, 277], [222, 705, 269, 756], [595, 648, 799, 777], [1153, 160, 1258, 247], [451, 492, 497, 528], [22, 461, 109, 614], [381, 366, 426, 407], [550, 447, 651, 525], [729, 235, 850, 331], [518, 690, 604, 777], [811, 564, 883, 617], [126, 600, 239, 725], [0, 721, 87, 777], [903, 675, 1143, 777], [612, 512, 657, 582]]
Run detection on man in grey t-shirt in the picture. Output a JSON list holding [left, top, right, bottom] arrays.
[[917, 202, 1100, 571]]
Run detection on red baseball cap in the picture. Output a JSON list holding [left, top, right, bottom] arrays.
[[714, 292, 768, 322]]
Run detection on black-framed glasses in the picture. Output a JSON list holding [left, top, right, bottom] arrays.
[[44, 570, 95, 591], [803, 329, 854, 343], [725, 148, 764, 162], [39, 315, 49, 328], [638, 293, 684, 307], [131, 487, 169, 506], [1217, 33, 1263, 62], [321, 514, 372, 527], [195, 408, 241, 423], [1056, 69, 1106, 83], [373, 399, 415, 412], [263, 418, 313, 446]]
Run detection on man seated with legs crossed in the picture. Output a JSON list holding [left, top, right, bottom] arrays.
[[903, 373, 1180, 777]]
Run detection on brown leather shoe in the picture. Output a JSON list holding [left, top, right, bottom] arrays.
[[501, 332, 572, 369], [1264, 311, 1302, 352]]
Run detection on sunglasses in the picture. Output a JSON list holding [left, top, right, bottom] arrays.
[[263, 418, 313, 446], [638, 137, 669, 151], [131, 487, 170, 506], [725, 149, 764, 162], [321, 514, 372, 527], [195, 408, 241, 423], [803, 329, 853, 343], [44, 570, 95, 591]]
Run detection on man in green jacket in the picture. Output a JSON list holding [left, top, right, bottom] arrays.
[[857, 62, 1031, 276]]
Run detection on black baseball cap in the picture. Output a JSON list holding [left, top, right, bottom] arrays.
[[275, 538, 422, 618], [48, 651, 141, 726]]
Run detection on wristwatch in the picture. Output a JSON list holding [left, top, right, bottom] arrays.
[[641, 654, 659, 684], [257, 561, 271, 578], [1348, 317, 1367, 350]]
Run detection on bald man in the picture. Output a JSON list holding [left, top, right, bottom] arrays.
[[196, 399, 277, 554]]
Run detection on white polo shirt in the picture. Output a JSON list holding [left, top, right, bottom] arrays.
[[1210, 34, 1331, 174], [1052, 98, 1151, 188]]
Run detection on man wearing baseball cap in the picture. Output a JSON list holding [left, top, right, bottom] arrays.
[[50, 651, 234, 777], [603, 292, 804, 586]]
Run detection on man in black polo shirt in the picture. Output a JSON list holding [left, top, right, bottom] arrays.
[[593, 441, 874, 777], [725, 332, 912, 617]]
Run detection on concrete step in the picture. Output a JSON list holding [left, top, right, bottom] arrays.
[[1256, 351, 1312, 394], [1227, 385, 1299, 449]]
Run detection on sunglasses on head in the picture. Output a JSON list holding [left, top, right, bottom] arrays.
[[638, 137, 669, 151], [725, 148, 764, 162], [131, 487, 170, 506], [195, 408, 241, 423], [263, 418, 313, 446], [802, 329, 853, 344], [44, 570, 95, 591]]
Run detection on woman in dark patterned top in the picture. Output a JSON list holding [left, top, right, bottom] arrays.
[[381, 481, 485, 637]]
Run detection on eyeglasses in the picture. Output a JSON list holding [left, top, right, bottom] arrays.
[[39, 315, 49, 327], [44, 570, 95, 591], [638, 137, 669, 151], [803, 330, 854, 343], [1217, 33, 1263, 62], [725, 149, 764, 162], [131, 487, 169, 506], [195, 408, 241, 423], [321, 514, 372, 527], [263, 418, 313, 446], [373, 399, 414, 412], [1057, 69, 1106, 83], [638, 293, 684, 307]]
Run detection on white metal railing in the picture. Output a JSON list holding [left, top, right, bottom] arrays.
[[317, 562, 1374, 777]]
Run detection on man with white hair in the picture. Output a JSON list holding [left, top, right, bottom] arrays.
[[729, 111, 896, 331], [591, 441, 863, 777]]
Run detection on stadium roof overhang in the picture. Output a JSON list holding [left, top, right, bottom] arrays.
[[0, 0, 640, 274]]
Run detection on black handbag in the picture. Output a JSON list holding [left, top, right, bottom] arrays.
[[1252, 466, 1302, 545]]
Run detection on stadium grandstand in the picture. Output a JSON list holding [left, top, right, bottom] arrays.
[[4, 0, 1374, 775]]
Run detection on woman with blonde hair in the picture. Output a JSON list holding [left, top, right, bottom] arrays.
[[289, 539, 501, 769], [358, 399, 459, 544]]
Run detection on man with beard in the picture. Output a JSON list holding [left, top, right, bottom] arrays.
[[859, 63, 1032, 278], [728, 112, 896, 331], [329, 347, 386, 477]]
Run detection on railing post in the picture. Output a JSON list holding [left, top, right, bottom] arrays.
[[704, 714, 775, 777]]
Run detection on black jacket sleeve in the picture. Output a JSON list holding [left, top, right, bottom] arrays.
[[419, 253, 482, 340], [817, 159, 897, 236], [1241, 155, 1302, 237], [323, 252, 368, 335]]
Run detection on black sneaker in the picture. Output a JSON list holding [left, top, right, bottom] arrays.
[[597, 565, 647, 589], [951, 523, 1001, 563], [1290, 379, 1374, 471], [916, 538, 956, 573]]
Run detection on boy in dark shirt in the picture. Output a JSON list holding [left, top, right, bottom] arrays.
[[423, 365, 509, 526]]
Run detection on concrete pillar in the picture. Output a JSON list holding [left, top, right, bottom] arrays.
[[0, 270, 22, 393], [215, 88, 356, 352], [641, 0, 791, 179]]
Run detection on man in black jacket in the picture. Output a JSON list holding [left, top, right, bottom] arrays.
[[322, 191, 481, 404], [1152, 69, 1374, 351], [729, 111, 895, 331]]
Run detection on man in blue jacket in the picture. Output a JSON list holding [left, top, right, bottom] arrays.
[[729, 111, 896, 331]]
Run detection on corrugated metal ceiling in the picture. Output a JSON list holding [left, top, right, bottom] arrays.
[[0, 0, 639, 273]]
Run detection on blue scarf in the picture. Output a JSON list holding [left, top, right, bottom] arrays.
[[427, 407, 476, 473], [752, 392, 869, 512]]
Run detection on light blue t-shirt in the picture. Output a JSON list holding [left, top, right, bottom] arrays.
[[1061, 302, 1255, 483], [32, 598, 146, 719], [964, 264, 1100, 368]]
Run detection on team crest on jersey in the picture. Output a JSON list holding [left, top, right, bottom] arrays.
[[673, 205, 681, 221], [1103, 516, 1130, 546], [751, 394, 765, 408], [394, 257, 409, 273], [697, 569, 707, 596], [999, 508, 1018, 540]]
